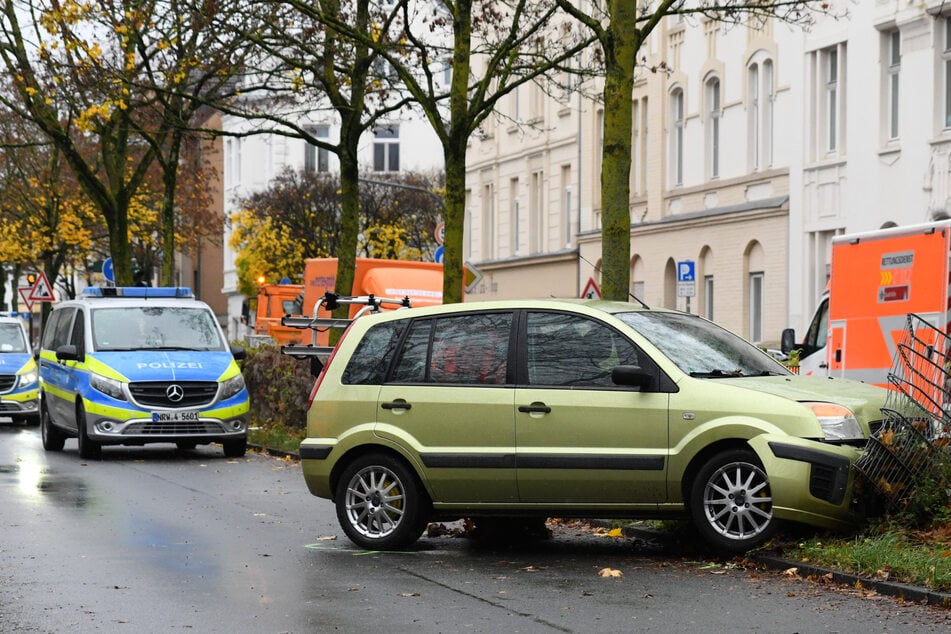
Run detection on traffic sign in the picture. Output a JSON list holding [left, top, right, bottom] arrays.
[[464, 262, 482, 293], [677, 260, 695, 282], [29, 272, 55, 302], [17, 287, 33, 311], [676, 260, 696, 298], [435, 222, 445, 245], [434, 245, 445, 263], [102, 257, 114, 283], [581, 277, 601, 299]]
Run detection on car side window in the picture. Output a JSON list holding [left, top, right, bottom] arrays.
[[427, 312, 512, 384], [41, 310, 61, 350], [69, 311, 85, 356], [49, 308, 75, 350], [342, 321, 404, 385], [526, 312, 640, 388], [390, 312, 513, 385]]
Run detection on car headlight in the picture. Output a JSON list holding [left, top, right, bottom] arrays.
[[18, 370, 38, 388], [90, 373, 126, 401], [220, 374, 246, 401], [805, 402, 863, 441]]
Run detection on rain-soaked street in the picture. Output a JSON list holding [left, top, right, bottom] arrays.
[[1, 419, 950, 633]]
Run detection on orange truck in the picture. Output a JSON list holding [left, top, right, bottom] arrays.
[[253, 283, 305, 345], [781, 220, 951, 387], [274, 257, 446, 350]]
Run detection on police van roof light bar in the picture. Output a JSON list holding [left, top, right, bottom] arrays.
[[82, 287, 195, 299]]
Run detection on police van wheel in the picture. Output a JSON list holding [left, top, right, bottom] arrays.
[[222, 438, 247, 458], [40, 401, 65, 452], [76, 403, 102, 461]]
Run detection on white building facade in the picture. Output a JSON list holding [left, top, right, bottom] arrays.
[[219, 113, 444, 341], [464, 1, 951, 347]]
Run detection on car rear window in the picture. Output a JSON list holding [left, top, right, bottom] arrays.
[[342, 321, 405, 385]]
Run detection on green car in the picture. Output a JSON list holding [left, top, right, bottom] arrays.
[[299, 299, 887, 553]]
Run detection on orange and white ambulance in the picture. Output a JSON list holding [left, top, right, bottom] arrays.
[[782, 220, 951, 387]]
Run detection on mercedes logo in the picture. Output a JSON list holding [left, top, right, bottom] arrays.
[[166, 384, 185, 403]]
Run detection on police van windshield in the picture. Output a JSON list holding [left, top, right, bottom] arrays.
[[0, 323, 28, 353], [91, 306, 226, 352]]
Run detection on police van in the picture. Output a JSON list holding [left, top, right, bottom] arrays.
[[0, 313, 39, 424], [38, 287, 249, 459]]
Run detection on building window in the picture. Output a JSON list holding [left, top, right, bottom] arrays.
[[705, 77, 720, 179], [510, 177, 520, 256], [481, 182, 494, 260], [826, 48, 839, 152], [763, 60, 774, 167], [562, 165, 572, 247], [373, 125, 400, 172], [304, 125, 330, 173], [747, 59, 773, 170], [530, 170, 544, 253], [670, 88, 684, 186], [704, 275, 714, 320], [749, 271, 764, 343], [944, 17, 951, 128], [886, 29, 900, 140]]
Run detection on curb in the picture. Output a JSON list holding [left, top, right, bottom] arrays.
[[593, 520, 951, 609], [750, 553, 951, 609]]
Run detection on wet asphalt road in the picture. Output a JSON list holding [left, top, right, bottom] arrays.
[[1, 420, 949, 633]]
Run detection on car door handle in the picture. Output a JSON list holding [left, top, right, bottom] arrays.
[[381, 401, 411, 411], [518, 404, 551, 414]]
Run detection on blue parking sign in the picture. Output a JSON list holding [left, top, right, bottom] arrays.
[[677, 261, 695, 282]]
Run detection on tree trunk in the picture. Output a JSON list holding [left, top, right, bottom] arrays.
[[599, 1, 638, 301]]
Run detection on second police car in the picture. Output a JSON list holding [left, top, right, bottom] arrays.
[[0, 313, 40, 424], [38, 287, 250, 459]]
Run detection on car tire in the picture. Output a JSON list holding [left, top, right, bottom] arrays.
[[76, 402, 102, 460], [335, 453, 430, 550], [222, 438, 247, 458], [40, 400, 65, 452], [689, 448, 775, 554]]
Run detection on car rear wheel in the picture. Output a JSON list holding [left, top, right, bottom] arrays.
[[40, 400, 65, 452], [76, 402, 102, 460], [335, 453, 430, 550], [690, 449, 775, 554]]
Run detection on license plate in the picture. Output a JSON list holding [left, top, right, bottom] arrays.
[[151, 410, 199, 423]]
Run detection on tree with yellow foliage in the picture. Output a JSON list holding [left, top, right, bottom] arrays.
[[0, 0, 251, 286]]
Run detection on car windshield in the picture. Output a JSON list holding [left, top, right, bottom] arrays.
[[0, 323, 28, 353], [615, 311, 789, 378], [91, 306, 225, 352]]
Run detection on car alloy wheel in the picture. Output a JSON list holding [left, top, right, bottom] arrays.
[[335, 453, 428, 550], [691, 449, 775, 553]]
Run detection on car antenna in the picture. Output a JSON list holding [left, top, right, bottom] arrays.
[[579, 254, 650, 308]]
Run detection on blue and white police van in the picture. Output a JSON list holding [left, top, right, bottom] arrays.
[[38, 287, 249, 459], [0, 313, 39, 424]]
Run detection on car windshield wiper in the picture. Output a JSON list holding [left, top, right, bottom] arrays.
[[689, 369, 744, 378]]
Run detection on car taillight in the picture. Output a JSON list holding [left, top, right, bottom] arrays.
[[306, 323, 354, 409]]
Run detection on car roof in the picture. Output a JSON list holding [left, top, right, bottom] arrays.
[[358, 298, 668, 322]]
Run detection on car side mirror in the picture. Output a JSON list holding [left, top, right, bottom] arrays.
[[612, 365, 653, 390], [55, 344, 80, 362], [780, 328, 796, 354], [230, 344, 247, 360]]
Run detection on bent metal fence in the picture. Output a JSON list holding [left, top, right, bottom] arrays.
[[853, 314, 951, 509]]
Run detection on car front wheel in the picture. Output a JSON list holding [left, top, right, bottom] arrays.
[[690, 449, 775, 554], [76, 402, 102, 460], [40, 400, 65, 452], [335, 453, 429, 550]]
